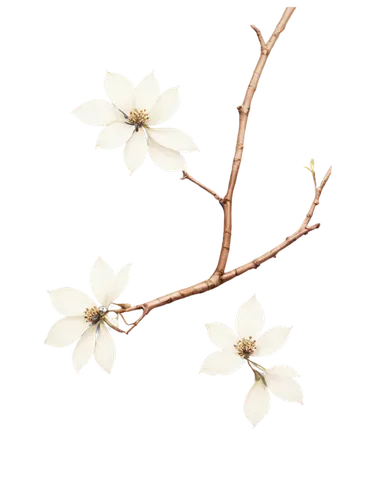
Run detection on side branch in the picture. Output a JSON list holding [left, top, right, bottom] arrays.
[[250, 25, 266, 51], [116, 166, 331, 328], [181, 171, 223, 203]]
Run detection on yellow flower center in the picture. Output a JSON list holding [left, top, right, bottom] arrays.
[[234, 337, 267, 380], [128, 108, 150, 126], [84, 306, 101, 325], [234, 337, 256, 359]]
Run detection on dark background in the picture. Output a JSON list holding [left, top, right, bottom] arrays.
[[37, 1, 338, 434]]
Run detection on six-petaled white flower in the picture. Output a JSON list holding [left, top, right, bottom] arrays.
[[45, 257, 131, 374], [73, 71, 198, 172], [200, 295, 303, 426]]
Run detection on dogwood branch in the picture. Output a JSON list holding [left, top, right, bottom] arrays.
[[111, 7, 332, 333], [110, 165, 334, 335]]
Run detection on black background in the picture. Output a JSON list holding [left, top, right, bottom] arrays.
[[36, 1, 338, 434]]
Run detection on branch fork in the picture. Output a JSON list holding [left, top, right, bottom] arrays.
[[108, 7, 332, 334]]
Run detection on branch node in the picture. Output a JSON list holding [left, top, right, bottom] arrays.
[[308, 223, 321, 231], [249, 24, 268, 55]]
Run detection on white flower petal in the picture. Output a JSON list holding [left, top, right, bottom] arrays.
[[253, 326, 292, 357], [265, 376, 303, 404], [200, 349, 245, 375], [104, 71, 134, 115], [235, 295, 265, 340], [124, 129, 148, 173], [49, 288, 95, 316], [266, 365, 300, 378], [205, 323, 237, 350], [148, 87, 179, 125], [135, 72, 160, 111], [95, 323, 116, 374], [244, 380, 270, 427], [108, 263, 132, 304], [72, 325, 96, 373], [72, 100, 123, 126], [146, 127, 198, 152], [96, 122, 134, 150], [45, 317, 89, 347], [90, 257, 115, 307], [148, 138, 186, 171]]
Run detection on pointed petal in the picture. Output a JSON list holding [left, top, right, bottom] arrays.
[[49, 288, 95, 316], [108, 263, 132, 304], [95, 323, 116, 374], [146, 127, 198, 152], [45, 317, 89, 347], [253, 326, 292, 357], [200, 349, 245, 375], [90, 257, 115, 307], [72, 100, 123, 126], [265, 376, 303, 404], [104, 71, 134, 115], [244, 380, 270, 427], [96, 122, 134, 149], [72, 325, 96, 373], [205, 323, 237, 350], [148, 87, 179, 125], [148, 138, 186, 171], [135, 72, 160, 111], [235, 295, 265, 340], [266, 365, 300, 378], [124, 129, 148, 173]]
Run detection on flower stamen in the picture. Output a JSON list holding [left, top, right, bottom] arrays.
[[84, 306, 102, 325], [128, 108, 150, 127], [234, 337, 267, 385], [234, 337, 256, 359]]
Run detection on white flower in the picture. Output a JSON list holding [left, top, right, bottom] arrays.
[[200, 297, 291, 375], [200, 295, 303, 426], [73, 71, 198, 173], [45, 257, 131, 374]]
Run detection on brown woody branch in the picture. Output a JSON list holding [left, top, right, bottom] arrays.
[[112, 8, 332, 333], [249, 24, 268, 55], [116, 165, 331, 325], [212, 7, 296, 277], [181, 171, 223, 203]]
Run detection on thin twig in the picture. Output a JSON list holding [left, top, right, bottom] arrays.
[[250, 25, 266, 51], [181, 171, 223, 203]]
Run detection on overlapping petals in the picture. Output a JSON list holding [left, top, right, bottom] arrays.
[[242, 364, 304, 426], [90, 257, 131, 307], [72, 97, 123, 127]]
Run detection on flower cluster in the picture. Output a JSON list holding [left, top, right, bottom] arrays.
[[45, 66, 306, 428]]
